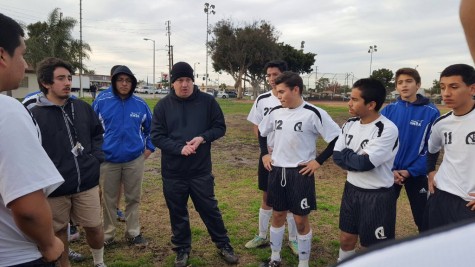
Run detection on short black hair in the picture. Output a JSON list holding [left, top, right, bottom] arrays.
[[264, 60, 288, 73], [352, 78, 386, 111], [440, 64, 475, 85], [275, 71, 303, 94], [0, 13, 25, 57], [37, 57, 74, 95]]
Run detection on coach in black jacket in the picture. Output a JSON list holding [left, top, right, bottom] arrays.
[[151, 62, 238, 267], [30, 58, 106, 267]]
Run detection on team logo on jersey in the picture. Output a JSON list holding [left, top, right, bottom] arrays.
[[360, 139, 369, 149], [130, 112, 140, 118], [300, 198, 310, 209], [375, 226, 387, 240], [466, 131, 475, 145], [294, 122, 303, 132], [410, 120, 423, 127]]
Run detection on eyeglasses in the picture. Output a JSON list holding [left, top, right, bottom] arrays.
[[117, 78, 132, 84]]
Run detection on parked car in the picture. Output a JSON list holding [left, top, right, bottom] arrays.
[[160, 88, 170, 94], [136, 86, 158, 94], [216, 91, 229, 99], [227, 91, 237, 98]]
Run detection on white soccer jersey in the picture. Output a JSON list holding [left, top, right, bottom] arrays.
[[428, 108, 475, 201], [247, 91, 281, 147], [259, 101, 340, 168], [334, 115, 399, 189]]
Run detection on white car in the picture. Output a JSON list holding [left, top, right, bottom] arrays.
[[216, 91, 229, 99], [136, 86, 158, 94]]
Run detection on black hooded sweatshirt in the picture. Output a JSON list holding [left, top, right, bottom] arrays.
[[151, 85, 226, 179]]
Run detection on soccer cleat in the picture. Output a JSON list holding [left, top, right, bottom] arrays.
[[116, 209, 126, 222], [94, 263, 107, 267], [245, 235, 269, 248], [288, 239, 299, 256], [174, 249, 189, 267], [219, 243, 239, 264], [68, 248, 85, 262], [103, 238, 116, 247], [127, 234, 148, 248], [259, 258, 281, 267]]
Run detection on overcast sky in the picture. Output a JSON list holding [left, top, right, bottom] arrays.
[[1, 0, 471, 89]]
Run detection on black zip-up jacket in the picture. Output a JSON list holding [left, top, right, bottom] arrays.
[[151, 85, 226, 179], [30, 97, 104, 197]]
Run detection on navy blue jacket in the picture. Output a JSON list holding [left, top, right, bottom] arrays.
[[151, 86, 226, 179]]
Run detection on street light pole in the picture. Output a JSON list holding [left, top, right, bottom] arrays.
[[143, 38, 156, 87], [368, 44, 377, 76], [204, 3, 215, 89]]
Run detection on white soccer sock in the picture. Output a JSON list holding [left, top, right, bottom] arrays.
[[259, 208, 272, 238], [270, 225, 285, 261], [297, 230, 312, 262], [91, 247, 104, 265], [337, 248, 356, 262], [286, 212, 297, 241]]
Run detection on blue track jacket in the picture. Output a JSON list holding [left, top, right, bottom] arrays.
[[92, 91, 154, 163], [381, 94, 440, 177]]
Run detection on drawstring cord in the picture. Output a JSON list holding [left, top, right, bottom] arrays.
[[281, 167, 287, 187]]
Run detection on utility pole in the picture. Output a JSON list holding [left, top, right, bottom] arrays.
[[166, 21, 171, 83], [204, 3, 215, 89], [79, 0, 83, 97]]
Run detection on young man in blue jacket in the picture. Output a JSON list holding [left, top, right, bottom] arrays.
[[381, 68, 440, 232], [151, 62, 238, 267], [92, 65, 154, 248]]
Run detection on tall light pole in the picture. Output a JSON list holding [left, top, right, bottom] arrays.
[[143, 38, 156, 87], [193, 62, 200, 77], [368, 45, 377, 76], [204, 3, 215, 89]]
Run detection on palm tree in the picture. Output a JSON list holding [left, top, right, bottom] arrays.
[[25, 8, 91, 72]]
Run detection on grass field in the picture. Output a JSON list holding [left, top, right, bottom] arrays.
[[69, 97, 448, 267]]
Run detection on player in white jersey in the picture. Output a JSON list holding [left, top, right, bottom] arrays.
[[426, 64, 475, 229], [246, 60, 299, 254], [333, 78, 399, 262], [259, 72, 340, 267]]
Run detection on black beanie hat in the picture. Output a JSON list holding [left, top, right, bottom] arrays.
[[171, 62, 194, 83]]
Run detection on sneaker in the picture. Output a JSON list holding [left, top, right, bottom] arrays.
[[259, 259, 281, 267], [68, 248, 85, 262], [245, 235, 269, 248], [288, 239, 298, 256], [104, 238, 116, 247], [174, 249, 189, 267], [94, 263, 107, 267], [219, 243, 239, 264], [127, 234, 148, 248], [116, 209, 126, 222]]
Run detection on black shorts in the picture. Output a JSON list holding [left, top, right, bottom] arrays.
[[426, 188, 475, 230], [9, 258, 56, 267], [258, 154, 269, 191], [266, 166, 316, 216], [339, 181, 396, 247]]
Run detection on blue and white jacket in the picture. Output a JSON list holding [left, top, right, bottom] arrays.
[[92, 67, 154, 163], [381, 94, 440, 177]]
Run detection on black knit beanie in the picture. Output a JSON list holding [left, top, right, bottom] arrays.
[[170, 62, 194, 83]]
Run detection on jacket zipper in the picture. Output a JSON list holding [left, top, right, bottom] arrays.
[[61, 105, 81, 193]]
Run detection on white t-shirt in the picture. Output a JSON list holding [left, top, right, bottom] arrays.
[[428, 108, 475, 201], [334, 115, 399, 189], [0, 95, 64, 266], [259, 101, 340, 168], [247, 91, 281, 148]]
